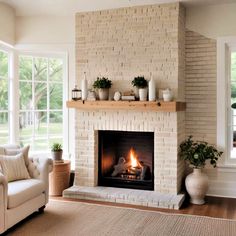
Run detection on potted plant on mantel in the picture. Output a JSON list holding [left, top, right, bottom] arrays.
[[179, 136, 223, 205], [131, 76, 148, 101], [51, 143, 63, 162], [93, 77, 112, 100]]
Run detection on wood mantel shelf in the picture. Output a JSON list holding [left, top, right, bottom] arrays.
[[66, 100, 186, 112]]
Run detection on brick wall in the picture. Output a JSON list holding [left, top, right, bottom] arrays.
[[76, 3, 185, 100], [185, 30, 217, 145], [75, 110, 185, 194], [74, 3, 186, 195]]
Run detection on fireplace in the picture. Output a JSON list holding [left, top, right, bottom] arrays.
[[98, 131, 154, 190]]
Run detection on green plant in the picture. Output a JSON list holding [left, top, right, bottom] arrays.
[[131, 76, 148, 88], [93, 77, 112, 89], [179, 136, 223, 168], [51, 143, 62, 152]]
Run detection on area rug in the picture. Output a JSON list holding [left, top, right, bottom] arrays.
[[7, 200, 236, 236]]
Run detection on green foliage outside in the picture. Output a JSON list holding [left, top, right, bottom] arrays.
[[231, 52, 236, 100]]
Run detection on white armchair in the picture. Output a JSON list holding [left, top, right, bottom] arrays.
[[0, 155, 53, 234]]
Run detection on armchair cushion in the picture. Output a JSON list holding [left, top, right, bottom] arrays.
[[4, 145, 30, 167], [0, 154, 30, 182], [8, 179, 45, 209]]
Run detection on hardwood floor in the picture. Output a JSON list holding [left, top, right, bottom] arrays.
[[51, 196, 236, 220]]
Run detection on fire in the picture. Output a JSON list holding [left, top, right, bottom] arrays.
[[129, 148, 141, 168]]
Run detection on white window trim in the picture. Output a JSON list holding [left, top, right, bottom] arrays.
[[217, 37, 236, 167], [0, 43, 18, 144], [17, 51, 69, 156]]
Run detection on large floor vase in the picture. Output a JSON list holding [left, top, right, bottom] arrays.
[[185, 168, 209, 205]]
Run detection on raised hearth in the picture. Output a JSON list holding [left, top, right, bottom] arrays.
[[63, 186, 185, 209]]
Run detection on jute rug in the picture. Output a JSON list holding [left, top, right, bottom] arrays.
[[7, 200, 236, 236]]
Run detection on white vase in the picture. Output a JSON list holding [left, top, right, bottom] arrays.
[[98, 88, 109, 100], [139, 88, 148, 101], [148, 78, 156, 101], [81, 72, 88, 100], [185, 168, 209, 205]]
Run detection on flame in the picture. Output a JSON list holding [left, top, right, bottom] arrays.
[[129, 148, 141, 168]]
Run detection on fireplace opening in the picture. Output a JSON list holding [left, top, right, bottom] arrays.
[[98, 131, 154, 190]]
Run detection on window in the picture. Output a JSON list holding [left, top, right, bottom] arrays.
[[217, 37, 236, 165], [19, 55, 64, 152], [0, 50, 9, 143], [229, 51, 236, 159]]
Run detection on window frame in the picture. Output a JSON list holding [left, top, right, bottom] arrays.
[[17, 51, 69, 155], [0, 44, 69, 156], [217, 37, 236, 166], [0, 43, 15, 144]]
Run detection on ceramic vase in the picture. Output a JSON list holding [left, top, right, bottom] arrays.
[[148, 78, 156, 101], [98, 88, 109, 100], [185, 168, 209, 205], [139, 88, 148, 101], [81, 72, 88, 100]]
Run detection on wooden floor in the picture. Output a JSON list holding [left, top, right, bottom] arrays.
[[52, 196, 236, 220]]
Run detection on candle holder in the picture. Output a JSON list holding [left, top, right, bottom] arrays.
[[72, 85, 81, 101]]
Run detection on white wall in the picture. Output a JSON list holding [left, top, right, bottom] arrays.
[[16, 16, 75, 44], [15, 15, 76, 167], [0, 3, 15, 45], [186, 3, 236, 39]]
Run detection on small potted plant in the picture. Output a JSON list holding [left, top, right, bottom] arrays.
[[51, 143, 63, 162], [93, 77, 112, 100], [179, 136, 223, 205], [131, 76, 148, 101]]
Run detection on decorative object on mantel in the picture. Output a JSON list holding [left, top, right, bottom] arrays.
[[148, 77, 156, 101], [163, 88, 173, 102], [114, 91, 121, 101], [93, 77, 112, 100], [179, 136, 223, 205], [72, 85, 81, 101], [131, 76, 148, 101], [87, 89, 96, 101], [51, 143, 63, 162], [81, 72, 88, 100], [121, 90, 135, 101]]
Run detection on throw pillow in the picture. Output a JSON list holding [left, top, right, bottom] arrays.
[[4, 145, 30, 167], [0, 153, 30, 182]]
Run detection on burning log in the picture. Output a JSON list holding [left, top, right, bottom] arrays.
[[140, 165, 151, 180], [111, 157, 129, 177]]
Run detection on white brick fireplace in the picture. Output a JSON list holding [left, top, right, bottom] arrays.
[[64, 109, 186, 209], [64, 2, 186, 209], [74, 110, 185, 194]]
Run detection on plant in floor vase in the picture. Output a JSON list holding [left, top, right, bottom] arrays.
[[131, 76, 148, 101], [93, 77, 112, 100], [51, 143, 63, 162], [179, 136, 223, 205]]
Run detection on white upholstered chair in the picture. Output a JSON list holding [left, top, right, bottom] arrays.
[[0, 147, 53, 234]]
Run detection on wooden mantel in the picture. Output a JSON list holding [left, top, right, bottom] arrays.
[[66, 100, 186, 112]]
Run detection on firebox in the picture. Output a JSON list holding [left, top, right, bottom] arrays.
[[98, 131, 154, 190]]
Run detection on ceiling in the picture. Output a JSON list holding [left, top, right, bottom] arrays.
[[1, 0, 236, 16]]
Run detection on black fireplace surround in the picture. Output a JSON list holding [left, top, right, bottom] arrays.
[[98, 131, 154, 190]]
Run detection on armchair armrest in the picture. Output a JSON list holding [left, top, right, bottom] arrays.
[[0, 172, 7, 233], [28, 156, 53, 203]]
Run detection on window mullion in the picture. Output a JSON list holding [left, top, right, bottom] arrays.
[[47, 58, 50, 149], [32, 57, 35, 149]]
